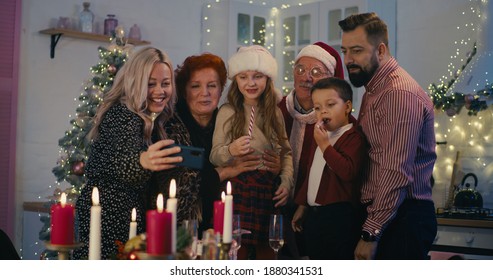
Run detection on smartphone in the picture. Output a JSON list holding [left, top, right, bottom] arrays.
[[169, 144, 205, 170]]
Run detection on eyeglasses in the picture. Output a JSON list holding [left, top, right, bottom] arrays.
[[294, 64, 329, 79]]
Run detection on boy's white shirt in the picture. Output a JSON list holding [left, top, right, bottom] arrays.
[[307, 123, 353, 206]]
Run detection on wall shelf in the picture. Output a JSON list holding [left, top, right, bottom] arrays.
[[39, 28, 151, 58]]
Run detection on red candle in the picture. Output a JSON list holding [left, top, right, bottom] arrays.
[[146, 194, 172, 255], [50, 192, 75, 245], [213, 192, 225, 235]]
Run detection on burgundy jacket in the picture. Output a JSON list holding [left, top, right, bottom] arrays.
[[294, 126, 367, 206]]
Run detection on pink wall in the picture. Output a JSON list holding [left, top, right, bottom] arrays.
[[0, 0, 20, 237]]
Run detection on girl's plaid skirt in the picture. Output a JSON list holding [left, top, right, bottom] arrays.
[[230, 170, 278, 246]]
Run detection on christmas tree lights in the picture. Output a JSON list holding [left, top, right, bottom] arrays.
[[38, 29, 133, 259]]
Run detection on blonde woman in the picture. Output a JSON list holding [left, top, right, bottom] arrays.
[[74, 47, 183, 259]]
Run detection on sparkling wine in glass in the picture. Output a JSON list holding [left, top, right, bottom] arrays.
[[230, 214, 242, 260], [183, 219, 198, 259], [269, 214, 284, 259]]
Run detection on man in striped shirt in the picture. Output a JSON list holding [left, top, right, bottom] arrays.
[[339, 12, 437, 260]]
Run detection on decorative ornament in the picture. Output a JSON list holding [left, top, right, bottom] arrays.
[[75, 116, 85, 127], [428, 43, 493, 116], [446, 108, 457, 117], [464, 94, 474, 109], [107, 65, 117, 74], [115, 26, 125, 39], [72, 161, 85, 176]]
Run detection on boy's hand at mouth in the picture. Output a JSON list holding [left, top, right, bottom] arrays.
[[314, 119, 330, 152]]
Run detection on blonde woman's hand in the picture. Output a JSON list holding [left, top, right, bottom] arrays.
[[140, 139, 182, 171], [228, 135, 252, 157]]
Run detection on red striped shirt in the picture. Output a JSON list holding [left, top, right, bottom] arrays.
[[357, 57, 436, 238]]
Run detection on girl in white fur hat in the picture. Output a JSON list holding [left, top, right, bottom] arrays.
[[210, 45, 294, 259]]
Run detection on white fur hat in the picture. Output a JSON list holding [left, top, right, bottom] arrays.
[[228, 45, 278, 80], [295, 42, 337, 76]]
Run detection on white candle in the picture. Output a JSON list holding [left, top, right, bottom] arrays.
[[89, 187, 101, 260], [223, 181, 233, 243], [166, 179, 178, 253], [129, 208, 137, 240]]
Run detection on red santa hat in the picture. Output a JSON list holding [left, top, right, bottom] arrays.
[[295, 41, 344, 79], [228, 45, 278, 80]]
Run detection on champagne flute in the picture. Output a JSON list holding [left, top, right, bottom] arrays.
[[230, 214, 242, 260], [269, 214, 284, 259], [183, 219, 198, 259]]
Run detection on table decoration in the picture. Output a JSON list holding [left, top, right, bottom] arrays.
[[146, 194, 172, 255], [213, 192, 225, 235], [50, 192, 75, 245], [166, 179, 178, 253], [223, 182, 233, 243], [129, 207, 137, 239], [88, 187, 101, 260], [44, 242, 82, 260]]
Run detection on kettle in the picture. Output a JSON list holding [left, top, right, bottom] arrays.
[[453, 173, 483, 208]]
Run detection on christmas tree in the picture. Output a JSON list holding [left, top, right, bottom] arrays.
[[39, 30, 133, 259]]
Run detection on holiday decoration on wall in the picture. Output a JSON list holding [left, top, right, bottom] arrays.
[[430, 0, 493, 210], [429, 0, 493, 117], [39, 31, 133, 259], [429, 43, 493, 116]]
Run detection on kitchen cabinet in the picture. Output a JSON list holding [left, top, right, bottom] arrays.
[[201, 1, 273, 66], [432, 218, 493, 259], [201, 0, 396, 115]]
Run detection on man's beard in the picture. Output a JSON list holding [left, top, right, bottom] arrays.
[[347, 55, 379, 88]]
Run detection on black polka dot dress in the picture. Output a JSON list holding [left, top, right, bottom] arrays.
[[73, 103, 152, 260]]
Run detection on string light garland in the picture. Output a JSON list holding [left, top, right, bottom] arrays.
[[429, 43, 493, 116], [429, 0, 493, 117]]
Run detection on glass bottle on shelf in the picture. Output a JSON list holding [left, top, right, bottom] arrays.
[[104, 14, 118, 36], [79, 2, 94, 33], [128, 24, 141, 41]]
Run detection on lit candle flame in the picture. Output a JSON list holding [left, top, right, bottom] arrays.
[[157, 193, 164, 213], [92, 187, 99, 206], [221, 191, 225, 202], [131, 208, 136, 222], [227, 181, 232, 195], [170, 179, 176, 198], [60, 192, 67, 207]]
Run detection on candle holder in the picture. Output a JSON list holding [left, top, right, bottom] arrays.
[[45, 242, 83, 260], [135, 252, 175, 260], [218, 241, 232, 260]]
